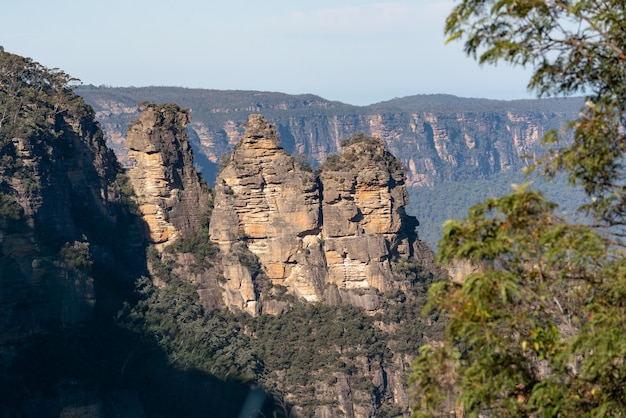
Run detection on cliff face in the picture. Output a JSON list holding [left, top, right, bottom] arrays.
[[319, 133, 418, 296], [209, 115, 323, 314], [0, 49, 149, 416], [125, 103, 208, 247], [77, 87, 580, 188], [0, 81, 138, 343], [209, 115, 427, 315]]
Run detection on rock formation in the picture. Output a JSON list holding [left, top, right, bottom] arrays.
[[319, 133, 419, 296], [209, 115, 325, 314], [0, 49, 148, 416], [2, 50, 441, 418], [126, 103, 209, 247], [0, 85, 140, 342], [210, 115, 427, 315]]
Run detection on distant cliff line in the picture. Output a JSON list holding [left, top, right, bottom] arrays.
[[77, 86, 582, 187]]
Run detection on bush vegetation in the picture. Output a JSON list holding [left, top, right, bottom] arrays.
[[59, 241, 93, 272], [411, 1, 626, 416], [130, 234, 441, 415], [0, 192, 22, 220]]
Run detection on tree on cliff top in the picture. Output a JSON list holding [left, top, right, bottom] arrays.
[[410, 1, 626, 417]]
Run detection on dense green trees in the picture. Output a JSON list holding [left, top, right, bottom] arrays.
[[0, 47, 84, 211], [130, 236, 443, 416], [411, 1, 626, 416]]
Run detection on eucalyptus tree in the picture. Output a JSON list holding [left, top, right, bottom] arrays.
[[410, 1, 626, 416]]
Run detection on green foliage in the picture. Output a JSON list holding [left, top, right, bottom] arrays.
[[342, 132, 404, 172], [319, 153, 348, 172], [159, 191, 216, 274], [445, 0, 626, 230], [124, 276, 261, 382], [132, 102, 190, 132], [411, 186, 624, 416], [0, 47, 127, 237], [412, 3, 626, 415], [0, 192, 22, 220], [164, 231, 218, 272], [340, 131, 376, 148], [0, 48, 85, 143], [382, 258, 447, 353], [319, 132, 405, 175], [59, 241, 93, 272], [145, 245, 177, 284], [114, 172, 142, 216]]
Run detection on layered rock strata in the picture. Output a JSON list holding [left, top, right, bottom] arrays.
[[210, 115, 424, 314], [319, 133, 419, 294], [209, 115, 325, 314], [126, 103, 208, 247], [79, 87, 580, 188]]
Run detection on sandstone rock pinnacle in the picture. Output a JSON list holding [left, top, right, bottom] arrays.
[[319, 133, 419, 293], [126, 103, 208, 247], [210, 114, 323, 314], [210, 115, 426, 314]]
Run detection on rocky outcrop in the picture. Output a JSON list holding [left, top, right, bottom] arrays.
[[319, 133, 419, 294], [126, 103, 209, 247], [0, 89, 139, 343], [209, 115, 325, 314], [0, 49, 149, 416], [210, 115, 426, 314]]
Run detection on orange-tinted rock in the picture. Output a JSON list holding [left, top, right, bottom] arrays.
[[210, 116, 424, 313], [210, 115, 324, 308], [126, 103, 208, 248]]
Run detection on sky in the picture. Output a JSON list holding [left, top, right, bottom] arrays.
[[1, 0, 535, 106]]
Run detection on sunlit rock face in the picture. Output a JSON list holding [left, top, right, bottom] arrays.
[[210, 115, 426, 314], [209, 115, 324, 314], [319, 133, 418, 294], [126, 103, 208, 248]]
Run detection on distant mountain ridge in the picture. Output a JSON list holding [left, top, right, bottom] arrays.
[[375, 93, 583, 112], [77, 86, 582, 185]]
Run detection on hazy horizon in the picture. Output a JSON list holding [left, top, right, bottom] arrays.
[[2, 0, 536, 106]]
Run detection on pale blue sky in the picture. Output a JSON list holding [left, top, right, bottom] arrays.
[[2, 0, 534, 105]]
